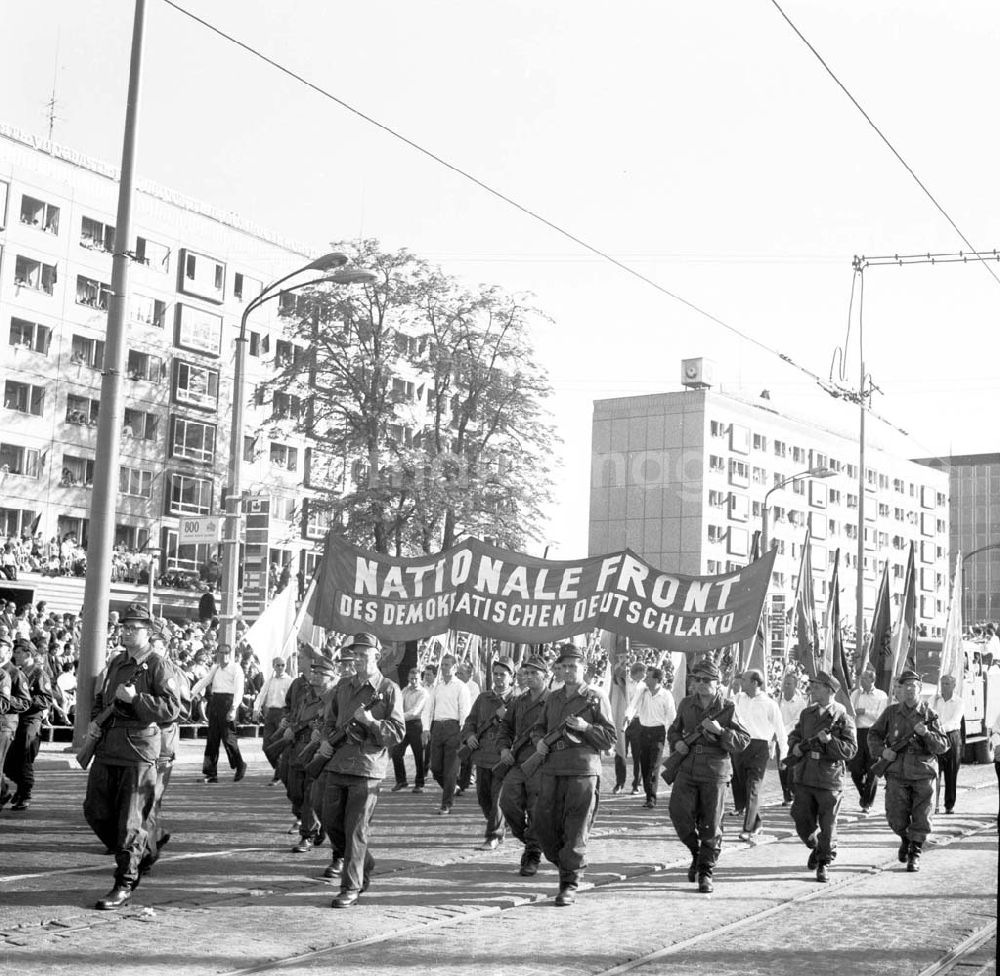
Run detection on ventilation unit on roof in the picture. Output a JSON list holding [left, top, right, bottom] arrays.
[[681, 357, 715, 390]]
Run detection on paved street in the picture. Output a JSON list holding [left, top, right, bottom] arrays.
[[1, 739, 996, 976]]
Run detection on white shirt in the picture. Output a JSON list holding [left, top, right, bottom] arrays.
[[426, 677, 471, 726], [779, 691, 807, 733], [626, 685, 676, 729], [401, 684, 429, 721], [255, 671, 293, 711], [734, 691, 787, 755], [192, 661, 245, 700], [930, 694, 965, 733], [851, 686, 889, 729]]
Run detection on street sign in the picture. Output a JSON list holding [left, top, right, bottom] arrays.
[[178, 516, 221, 545]]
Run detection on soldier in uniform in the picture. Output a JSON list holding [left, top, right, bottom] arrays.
[[0, 635, 31, 808], [497, 654, 550, 875], [4, 639, 55, 810], [666, 658, 750, 893], [461, 657, 516, 851], [530, 644, 615, 906], [316, 633, 404, 908], [787, 671, 857, 882], [82, 603, 180, 909], [868, 669, 949, 872]]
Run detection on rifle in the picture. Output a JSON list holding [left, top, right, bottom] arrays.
[[660, 699, 728, 786], [457, 701, 509, 763], [76, 704, 118, 770], [518, 693, 601, 779], [781, 711, 837, 771], [262, 726, 293, 766], [490, 727, 533, 777], [870, 730, 919, 779], [303, 689, 387, 779]]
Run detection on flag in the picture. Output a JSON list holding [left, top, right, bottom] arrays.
[[938, 553, 964, 697], [825, 551, 854, 716], [789, 527, 819, 677], [740, 531, 767, 677], [890, 543, 917, 680], [868, 561, 894, 695], [244, 584, 297, 665]]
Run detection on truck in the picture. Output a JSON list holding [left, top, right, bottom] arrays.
[[915, 637, 1000, 763]]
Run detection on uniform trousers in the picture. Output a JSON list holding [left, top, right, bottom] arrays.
[[83, 760, 157, 888], [202, 693, 243, 778], [429, 719, 460, 809], [849, 728, 879, 809], [287, 763, 323, 841], [534, 773, 599, 890], [4, 715, 43, 799], [321, 772, 379, 895], [637, 724, 666, 802], [938, 730, 962, 811], [0, 723, 14, 799], [499, 764, 542, 859], [776, 744, 794, 802], [143, 759, 174, 861], [668, 771, 728, 876], [731, 739, 769, 833], [261, 707, 285, 771], [791, 784, 842, 863], [474, 764, 505, 841], [885, 776, 935, 843], [390, 718, 425, 787]]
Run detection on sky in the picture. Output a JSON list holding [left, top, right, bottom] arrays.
[[3, 0, 998, 558]]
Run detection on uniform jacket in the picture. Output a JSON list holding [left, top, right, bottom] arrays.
[[91, 648, 181, 766], [20, 664, 55, 719], [156, 654, 191, 764], [289, 684, 327, 768], [1, 662, 31, 733], [530, 683, 615, 776], [320, 672, 404, 779], [497, 688, 550, 764], [667, 693, 750, 783], [463, 689, 515, 767], [868, 700, 949, 781], [787, 700, 857, 791], [283, 674, 310, 721]]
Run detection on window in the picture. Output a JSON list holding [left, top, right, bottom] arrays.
[[845, 524, 858, 540], [66, 394, 99, 426], [707, 524, 725, 543], [167, 473, 213, 516], [133, 236, 170, 272], [728, 458, 748, 487], [710, 420, 727, 439], [249, 331, 269, 357], [706, 560, 721, 574], [115, 523, 150, 551], [303, 498, 332, 539], [119, 466, 153, 498], [272, 496, 297, 521], [70, 334, 105, 369], [878, 502, 890, 518], [171, 417, 216, 463], [0, 507, 37, 538], [173, 361, 220, 410], [81, 216, 115, 251], [272, 392, 302, 421], [936, 491, 946, 508], [0, 442, 41, 478], [752, 501, 762, 518], [792, 446, 805, 464], [9, 317, 51, 354], [4, 380, 44, 416], [275, 340, 306, 368], [123, 407, 159, 441], [61, 454, 95, 488], [707, 490, 726, 509], [846, 493, 858, 510], [19, 195, 60, 234], [828, 489, 841, 505], [278, 290, 312, 317], [0, 180, 8, 229], [175, 304, 222, 356], [130, 293, 167, 329], [243, 435, 256, 463], [15, 255, 58, 294], [391, 378, 416, 403], [179, 249, 225, 304], [752, 433, 767, 452], [233, 272, 261, 302], [76, 274, 111, 310], [846, 464, 857, 479], [269, 442, 299, 471], [792, 480, 805, 495], [127, 349, 164, 382], [708, 454, 725, 473], [893, 478, 905, 494]]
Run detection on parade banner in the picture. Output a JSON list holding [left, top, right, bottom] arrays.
[[311, 534, 776, 652]]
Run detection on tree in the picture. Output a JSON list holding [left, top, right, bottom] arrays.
[[263, 239, 558, 556]]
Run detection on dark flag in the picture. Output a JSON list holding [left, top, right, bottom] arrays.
[[825, 551, 854, 716], [868, 561, 894, 696], [890, 543, 917, 679], [790, 527, 819, 678]]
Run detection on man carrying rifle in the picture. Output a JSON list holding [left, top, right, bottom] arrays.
[[786, 671, 857, 882], [868, 669, 949, 872], [82, 603, 180, 910], [316, 633, 404, 908], [666, 658, 750, 894], [529, 644, 615, 907], [462, 657, 517, 851]]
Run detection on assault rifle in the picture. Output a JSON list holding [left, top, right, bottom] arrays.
[[303, 690, 387, 779], [490, 727, 533, 778], [262, 725, 293, 766], [660, 700, 727, 786], [870, 727, 920, 779], [781, 712, 837, 771], [457, 702, 509, 763], [76, 704, 119, 770], [519, 693, 601, 779]]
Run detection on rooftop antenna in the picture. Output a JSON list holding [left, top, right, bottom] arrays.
[[45, 30, 61, 144]]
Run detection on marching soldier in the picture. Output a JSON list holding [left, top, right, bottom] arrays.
[[786, 671, 857, 882], [530, 644, 615, 906], [0, 635, 31, 808], [497, 654, 550, 875], [666, 658, 750, 894], [868, 669, 949, 872], [4, 639, 55, 810]]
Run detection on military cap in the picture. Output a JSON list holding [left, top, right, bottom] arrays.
[[343, 632, 381, 654], [521, 654, 549, 673], [492, 657, 515, 675], [896, 669, 922, 684], [810, 670, 840, 693], [310, 656, 338, 676], [121, 602, 153, 625], [690, 658, 720, 680], [556, 643, 584, 663]]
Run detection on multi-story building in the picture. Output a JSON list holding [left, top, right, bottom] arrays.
[[914, 452, 1000, 624], [588, 359, 951, 647], [0, 122, 328, 596]]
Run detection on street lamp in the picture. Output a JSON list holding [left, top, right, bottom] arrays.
[[220, 255, 376, 648]]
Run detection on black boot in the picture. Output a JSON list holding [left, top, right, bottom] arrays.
[[906, 841, 922, 872], [897, 837, 909, 863]]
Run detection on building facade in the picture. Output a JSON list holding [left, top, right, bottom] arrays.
[[588, 364, 951, 646]]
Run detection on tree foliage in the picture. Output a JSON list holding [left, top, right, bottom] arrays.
[[264, 239, 558, 556]]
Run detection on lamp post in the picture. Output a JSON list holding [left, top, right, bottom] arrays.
[[220, 256, 376, 648]]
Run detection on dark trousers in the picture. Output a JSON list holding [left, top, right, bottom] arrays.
[[262, 707, 284, 772], [4, 715, 43, 799], [885, 776, 935, 843], [144, 760, 174, 856], [791, 784, 842, 864], [321, 772, 379, 895], [849, 728, 879, 809], [668, 772, 728, 877], [83, 760, 157, 888], [776, 744, 794, 802], [534, 773, 599, 890], [475, 764, 506, 841], [499, 764, 542, 858], [614, 752, 628, 790], [637, 725, 666, 802], [625, 719, 642, 788], [731, 739, 769, 833], [429, 720, 460, 808], [287, 763, 323, 841], [203, 693, 243, 777], [0, 724, 14, 798], [938, 730, 961, 811], [390, 719, 425, 787], [458, 756, 474, 791]]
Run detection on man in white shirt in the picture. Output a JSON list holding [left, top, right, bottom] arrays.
[[390, 667, 429, 793], [191, 643, 246, 783], [421, 654, 471, 814], [777, 671, 807, 805], [624, 666, 676, 808], [732, 669, 787, 842], [254, 657, 293, 784], [930, 674, 965, 814], [848, 667, 888, 812], [456, 661, 480, 795]]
